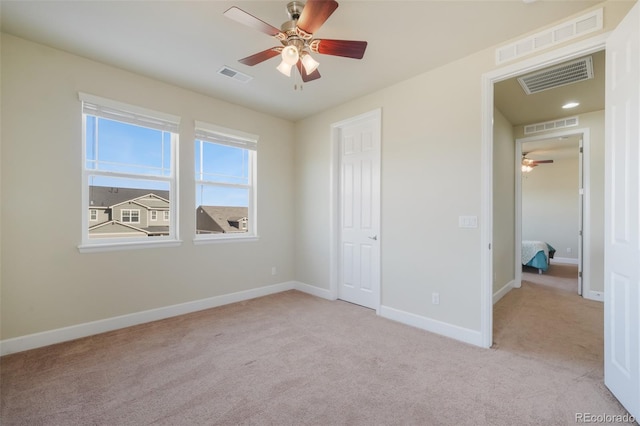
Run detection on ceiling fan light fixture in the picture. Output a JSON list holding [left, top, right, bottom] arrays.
[[281, 45, 299, 66], [277, 60, 293, 76], [301, 52, 319, 74]]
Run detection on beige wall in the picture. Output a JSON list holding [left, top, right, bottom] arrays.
[[1, 0, 631, 343], [515, 110, 605, 292], [493, 108, 516, 294], [294, 1, 629, 332], [522, 155, 580, 258], [0, 35, 295, 339]]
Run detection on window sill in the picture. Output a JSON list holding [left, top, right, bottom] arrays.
[[78, 239, 183, 253], [193, 235, 259, 245]]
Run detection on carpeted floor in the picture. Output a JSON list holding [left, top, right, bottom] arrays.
[[1, 273, 633, 425]]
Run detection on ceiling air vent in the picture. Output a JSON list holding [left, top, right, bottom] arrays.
[[524, 116, 579, 135], [217, 66, 253, 84], [518, 56, 594, 95]]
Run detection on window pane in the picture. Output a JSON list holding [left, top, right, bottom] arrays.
[[85, 117, 171, 177], [87, 176, 171, 239], [196, 140, 249, 184], [196, 184, 249, 235], [196, 184, 248, 208]]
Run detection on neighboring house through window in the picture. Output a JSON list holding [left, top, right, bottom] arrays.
[[150, 211, 157, 221], [194, 121, 257, 240], [79, 92, 180, 251]]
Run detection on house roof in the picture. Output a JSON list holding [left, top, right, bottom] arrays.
[[197, 206, 248, 234], [89, 186, 169, 208]]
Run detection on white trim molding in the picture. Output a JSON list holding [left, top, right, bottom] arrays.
[[379, 305, 483, 347], [0, 282, 297, 356], [293, 281, 335, 300], [586, 290, 604, 302], [0, 281, 343, 356], [493, 280, 516, 304], [551, 257, 580, 265]]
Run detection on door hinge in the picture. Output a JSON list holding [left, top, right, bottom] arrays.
[[579, 230, 583, 236], [488, 243, 492, 250], [579, 272, 583, 278], [580, 147, 583, 153]]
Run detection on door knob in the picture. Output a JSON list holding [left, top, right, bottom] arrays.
[[368, 235, 378, 240]]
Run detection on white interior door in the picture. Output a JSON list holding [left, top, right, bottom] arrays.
[[604, 0, 640, 419], [337, 111, 381, 310]]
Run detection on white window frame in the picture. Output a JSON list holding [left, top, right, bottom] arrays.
[[78, 92, 181, 253], [90, 209, 98, 222], [163, 211, 170, 221], [150, 211, 157, 221], [194, 121, 258, 244]]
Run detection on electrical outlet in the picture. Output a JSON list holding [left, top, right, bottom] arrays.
[[271, 266, 277, 276], [432, 292, 440, 305]]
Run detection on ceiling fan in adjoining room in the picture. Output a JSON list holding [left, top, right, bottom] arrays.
[[521, 153, 553, 172], [223, 0, 368, 83]]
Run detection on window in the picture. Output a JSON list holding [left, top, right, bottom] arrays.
[[150, 211, 157, 221], [79, 93, 180, 251], [164, 211, 170, 221], [121, 209, 140, 223], [194, 121, 257, 241]]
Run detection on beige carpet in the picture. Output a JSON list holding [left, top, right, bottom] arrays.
[[1, 284, 633, 425]]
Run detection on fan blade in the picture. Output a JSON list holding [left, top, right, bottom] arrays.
[[224, 6, 285, 39], [296, 61, 321, 82], [296, 0, 339, 36], [239, 48, 282, 66], [309, 39, 368, 59]]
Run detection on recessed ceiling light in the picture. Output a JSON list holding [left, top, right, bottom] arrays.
[[562, 101, 580, 109]]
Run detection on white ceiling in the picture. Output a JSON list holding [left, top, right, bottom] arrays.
[[0, 0, 604, 122]]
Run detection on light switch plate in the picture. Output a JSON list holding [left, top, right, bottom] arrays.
[[459, 215, 478, 228]]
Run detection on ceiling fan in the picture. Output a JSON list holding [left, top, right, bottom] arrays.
[[522, 153, 554, 172], [223, 0, 368, 82]]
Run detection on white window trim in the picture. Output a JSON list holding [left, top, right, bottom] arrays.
[[194, 121, 258, 244], [90, 209, 98, 221], [78, 93, 181, 252], [163, 211, 170, 221], [150, 210, 157, 221]]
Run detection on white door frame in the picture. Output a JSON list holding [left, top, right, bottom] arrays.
[[329, 108, 382, 313], [480, 33, 609, 348], [514, 129, 591, 299]]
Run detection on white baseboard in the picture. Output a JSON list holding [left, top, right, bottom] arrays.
[[293, 281, 335, 300], [379, 305, 483, 347], [0, 281, 296, 356], [493, 280, 516, 304], [551, 257, 579, 265], [585, 290, 604, 302]]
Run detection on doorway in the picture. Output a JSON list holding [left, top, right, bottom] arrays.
[[330, 109, 382, 311], [515, 130, 587, 296], [480, 34, 609, 349]]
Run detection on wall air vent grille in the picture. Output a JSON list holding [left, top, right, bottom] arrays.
[[217, 66, 253, 84], [518, 56, 594, 95], [524, 116, 579, 135], [496, 8, 602, 64]]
